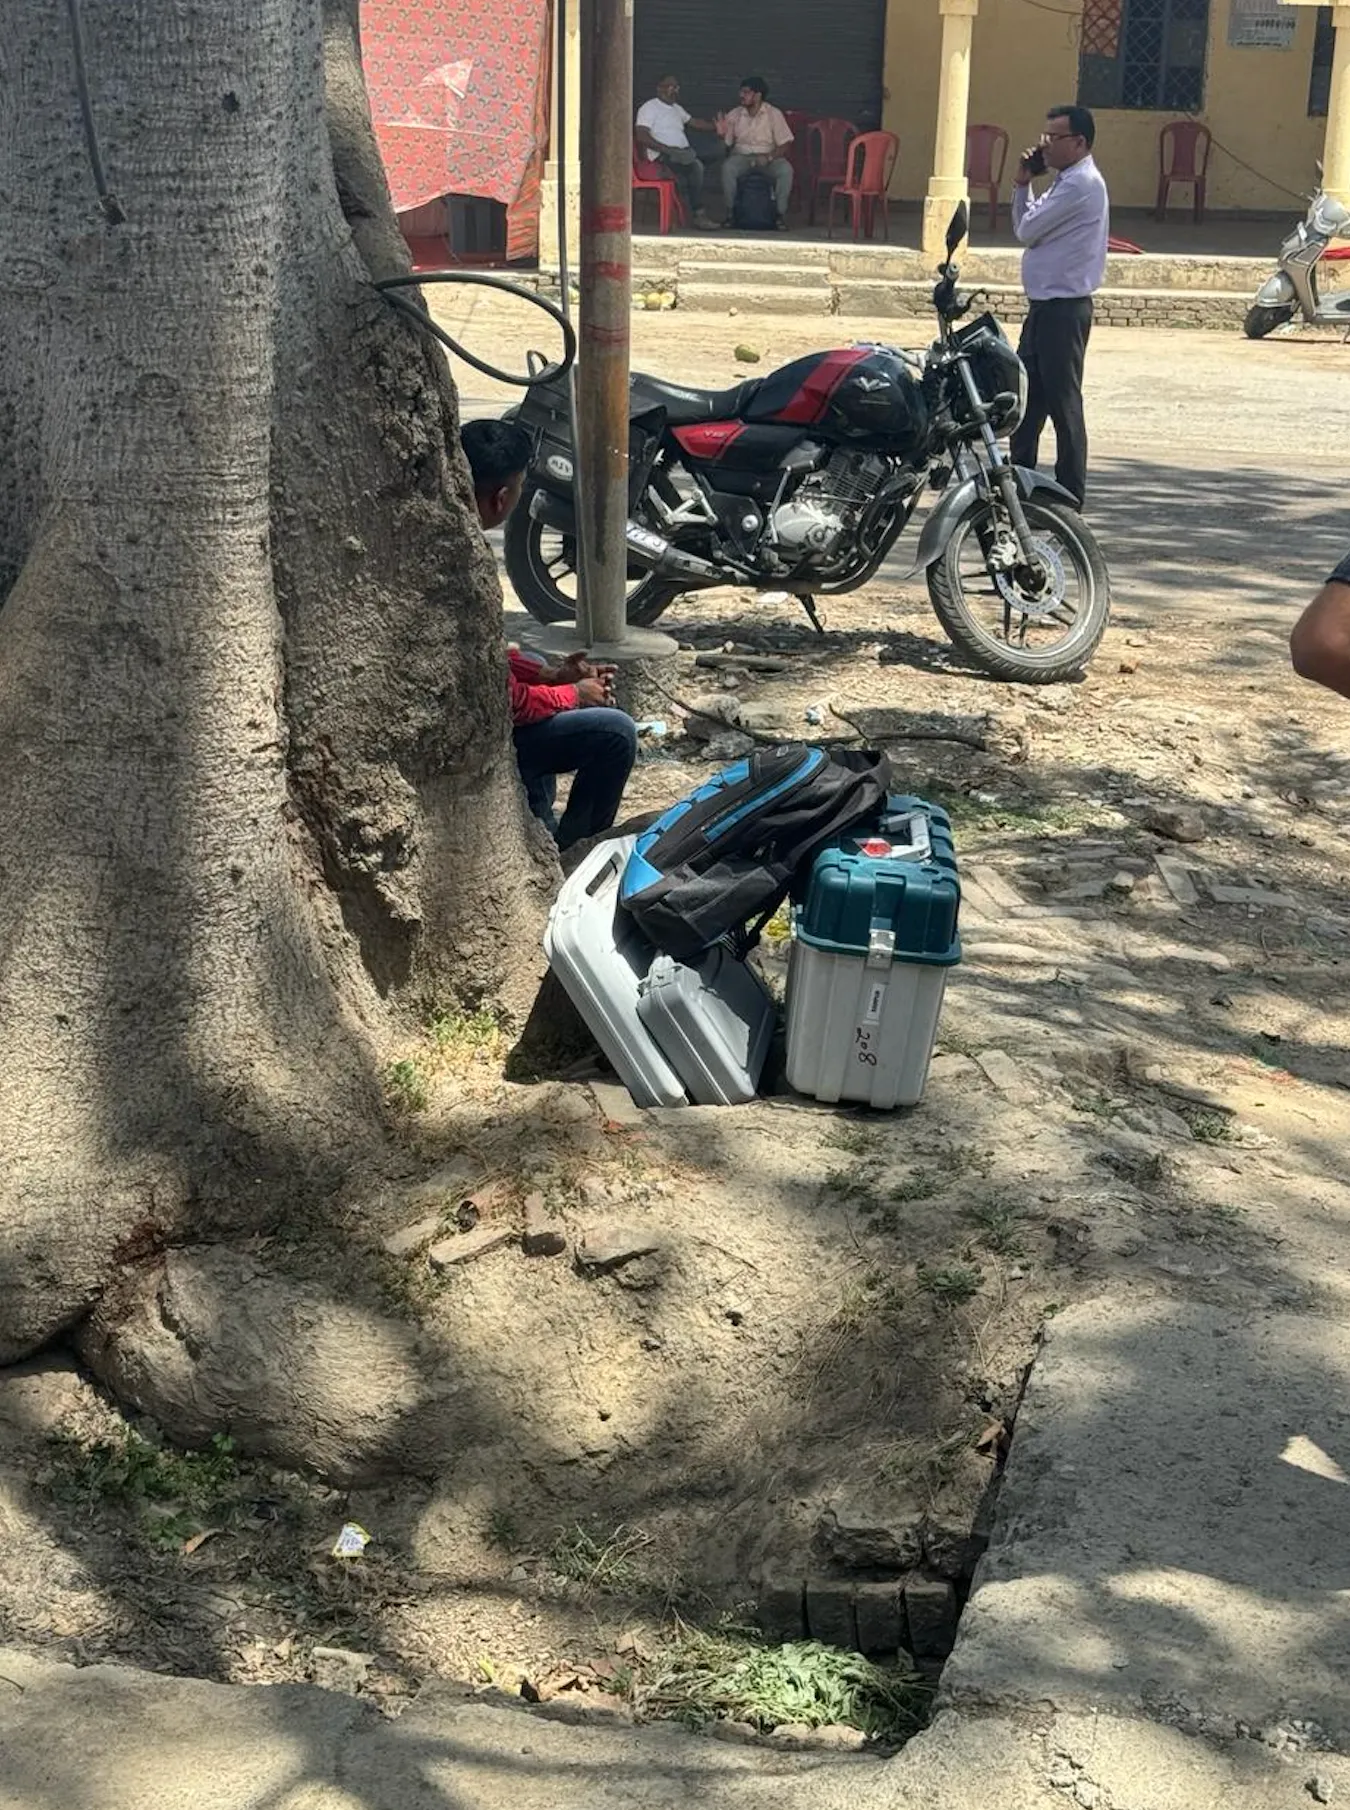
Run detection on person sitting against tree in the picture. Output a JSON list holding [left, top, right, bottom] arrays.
[[461, 419, 638, 851], [719, 75, 795, 230], [635, 74, 718, 230]]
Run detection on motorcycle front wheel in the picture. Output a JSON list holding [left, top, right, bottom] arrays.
[[927, 496, 1110, 684], [1243, 303, 1296, 340], [502, 499, 681, 629]]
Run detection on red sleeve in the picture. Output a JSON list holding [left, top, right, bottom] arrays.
[[507, 651, 579, 726]]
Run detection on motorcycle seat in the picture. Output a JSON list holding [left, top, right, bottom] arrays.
[[630, 373, 759, 426]]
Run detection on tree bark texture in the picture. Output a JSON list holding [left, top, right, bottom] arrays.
[[0, 1, 552, 1386]]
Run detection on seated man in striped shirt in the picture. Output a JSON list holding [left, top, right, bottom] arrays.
[[462, 419, 638, 850]]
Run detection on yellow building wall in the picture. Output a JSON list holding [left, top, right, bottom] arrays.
[[883, 0, 1327, 212]]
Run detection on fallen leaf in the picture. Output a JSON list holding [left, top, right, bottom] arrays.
[[182, 1527, 225, 1556]]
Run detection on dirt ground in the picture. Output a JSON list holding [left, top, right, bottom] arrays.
[[2, 301, 1348, 1733]]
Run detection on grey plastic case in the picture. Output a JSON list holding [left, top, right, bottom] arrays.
[[638, 947, 777, 1106]]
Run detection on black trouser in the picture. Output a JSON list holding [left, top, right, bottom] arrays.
[[1009, 296, 1094, 508]]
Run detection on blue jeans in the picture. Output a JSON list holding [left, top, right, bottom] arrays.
[[513, 707, 638, 850]]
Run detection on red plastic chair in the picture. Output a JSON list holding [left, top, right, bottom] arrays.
[[782, 109, 811, 214], [1107, 234, 1144, 254], [828, 130, 900, 241], [1156, 121, 1212, 224], [965, 123, 1009, 232], [632, 143, 687, 235], [807, 117, 859, 225]]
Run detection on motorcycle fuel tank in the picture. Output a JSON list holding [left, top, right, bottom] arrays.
[[743, 347, 930, 457]]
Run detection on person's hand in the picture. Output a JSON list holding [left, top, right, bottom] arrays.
[[553, 651, 595, 684], [575, 676, 612, 707], [714, 110, 728, 129], [1015, 145, 1039, 185]]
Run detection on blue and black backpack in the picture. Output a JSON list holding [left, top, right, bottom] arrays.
[[620, 742, 892, 961]]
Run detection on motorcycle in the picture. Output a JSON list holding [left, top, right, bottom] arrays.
[[504, 202, 1111, 684], [1244, 181, 1350, 339]]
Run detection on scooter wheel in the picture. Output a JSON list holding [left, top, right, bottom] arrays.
[[1243, 303, 1295, 340]]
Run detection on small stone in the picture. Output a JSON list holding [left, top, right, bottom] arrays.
[[1073, 1780, 1100, 1809], [1108, 872, 1136, 895], [1058, 878, 1110, 901], [1309, 1774, 1335, 1803], [428, 1225, 514, 1269], [775, 1723, 867, 1752], [1208, 883, 1298, 910], [853, 1580, 904, 1654], [903, 1577, 959, 1657], [1154, 854, 1199, 905], [522, 1193, 567, 1258], [705, 1719, 759, 1744], [683, 694, 742, 739], [310, 1646, 373, 1694], [702, 731, 755, 762], [757, 1579, 807, 1642], [1118, 658, 1138, 675], [1048, 1755, 1078, 1789], [590, 1082, 648, 1129], [406, 1158, 476, 1208], [818, 1499, 923, 1571], [577, 1224, 662, 1275], [805, 1580, 857, 1649], [975, 1048, 1030, 1097], [1143, 804, 1207, 844], [381, 1214, 442, 1257]]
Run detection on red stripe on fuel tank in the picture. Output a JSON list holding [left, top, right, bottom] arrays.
[[772, 347, 871, 425]]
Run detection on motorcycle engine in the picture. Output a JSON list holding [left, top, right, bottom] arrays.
[[771, 450, 891, 568]]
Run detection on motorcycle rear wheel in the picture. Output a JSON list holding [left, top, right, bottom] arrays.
[[1243, 303, 1295, 340], [927, 496, 1110, 684], [502, 501, 681, 629]]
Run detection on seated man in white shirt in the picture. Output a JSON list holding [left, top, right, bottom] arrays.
[[719, 75, 795, 230], [635, 75, 718, 230]]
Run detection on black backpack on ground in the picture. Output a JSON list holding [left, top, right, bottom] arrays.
[[618, 743, 892, 961], [732, 167, 778, 231]]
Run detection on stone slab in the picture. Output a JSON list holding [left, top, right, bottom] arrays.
[[941, 1301, 1350, 1749]]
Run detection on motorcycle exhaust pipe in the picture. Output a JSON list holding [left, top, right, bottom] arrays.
[[528, 488, 721, 583]]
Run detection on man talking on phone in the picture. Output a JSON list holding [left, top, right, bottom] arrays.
[[1008, 105, 1109, 509]]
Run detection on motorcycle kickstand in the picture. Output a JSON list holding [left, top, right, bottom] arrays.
[[797, 593, 826, 634]]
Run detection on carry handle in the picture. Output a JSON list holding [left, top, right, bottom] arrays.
[[878, 809, 933, 862]]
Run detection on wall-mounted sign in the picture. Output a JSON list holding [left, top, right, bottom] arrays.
[[1230, 0, 1297, 41]]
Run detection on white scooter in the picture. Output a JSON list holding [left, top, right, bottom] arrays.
[[1244, 183, 1350, 339]]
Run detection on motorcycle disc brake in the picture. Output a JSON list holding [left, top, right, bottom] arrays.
[[994, 538, 1067, 625]]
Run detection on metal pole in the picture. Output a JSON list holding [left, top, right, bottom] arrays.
[[575, 0, 633, 648]]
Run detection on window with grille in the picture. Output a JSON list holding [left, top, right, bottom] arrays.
[[1078, 0, 1211, 111], [1309, 6, 1334, 115]]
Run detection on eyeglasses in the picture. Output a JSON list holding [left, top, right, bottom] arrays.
[[1041, 130, 1081, 143]]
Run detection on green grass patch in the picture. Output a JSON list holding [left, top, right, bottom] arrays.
[[45, 1426, 241, 1550], [384, 1057, 431, 1114], [549, 1522, 655, 1597], [629, 1625, 930, 1740], [917, 1262, 982, 1305], [966, 1199, 1027, 1258]]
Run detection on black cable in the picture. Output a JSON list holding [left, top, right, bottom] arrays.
[[65, 0, 124, 224], [372, 271, 576, 387]]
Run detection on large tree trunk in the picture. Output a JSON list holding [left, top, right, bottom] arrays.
[[0, 0, 552, 1410]]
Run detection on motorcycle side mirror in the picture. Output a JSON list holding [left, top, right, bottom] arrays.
[[945, 202, 969, 258]]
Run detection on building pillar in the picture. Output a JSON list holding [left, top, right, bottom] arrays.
[[539, 0, 581, 274], [922, 0, 979, 261], [1324, 5, 1350, 207]]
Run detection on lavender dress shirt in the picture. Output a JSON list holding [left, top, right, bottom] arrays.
[[1012, 155, 1110, 302]]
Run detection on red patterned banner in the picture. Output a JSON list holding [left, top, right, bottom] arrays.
[[364, 0, 550, 255]]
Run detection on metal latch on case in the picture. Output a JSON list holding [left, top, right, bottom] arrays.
[[867, 928, 896, 970]]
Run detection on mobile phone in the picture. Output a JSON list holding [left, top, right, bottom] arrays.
[[1027, 145, 1046, 177]]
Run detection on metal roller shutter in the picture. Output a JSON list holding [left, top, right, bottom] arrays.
[[633, 0, 887, 133]]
